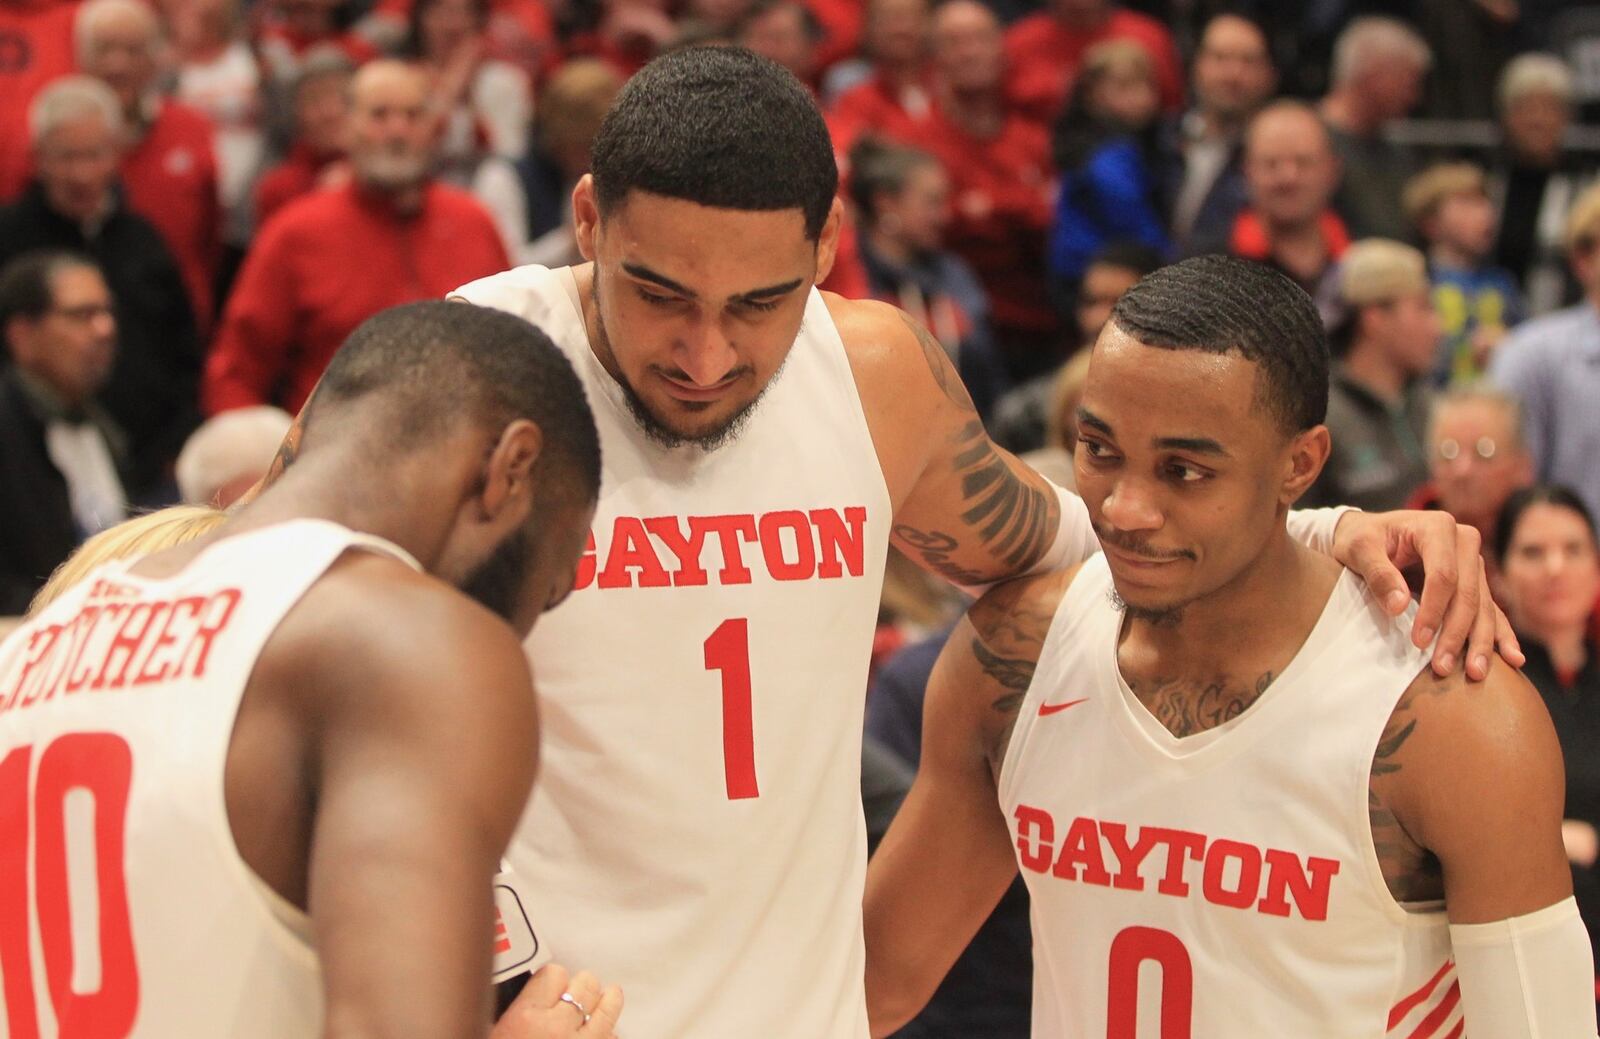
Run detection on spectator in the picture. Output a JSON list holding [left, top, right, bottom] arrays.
[[1165, 12, 1275, 256], [252, 50, 354, 229], [737, 0, 824, 88], [175, 405, 293, 506], [473, 58, 621, 267], [1046, 39, 1169, 288], [825, 0, 931, 151], [203, 60, 509, 415], [1017, 347, 1091, 489], [1489, 182, 1600, 520], [1002, 0, 1182, 124], [989, 240, 1158, 455], [850, 137, 1009, 418], [0, 76, 201, 501], [1491, 485, 1600, 962], [0, 251, 127, 614], [1404, 162, 1523, 386], [565, 0, 679, 80], [1316, 17, 1430, 240], [403, 0, 532, 181], [256, 0, 379, 92], [163, 0, 266, 253], [1490, 54, 1595, 317], [0, 0, 81, 202], [1407, 386, 1534, 585], [918, 0, 1057, 379], [1208, 100, 1348, 304], [78, 0, 223, 333], [1307, 239, 1439, 512]]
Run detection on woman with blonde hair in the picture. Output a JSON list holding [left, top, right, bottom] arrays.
[[27, 505, 228, 615]]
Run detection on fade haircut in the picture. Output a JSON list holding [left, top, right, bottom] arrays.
[[1109, 255, 1329, 434], [590, 46, 838, 240], [310, 301, 601, 503]]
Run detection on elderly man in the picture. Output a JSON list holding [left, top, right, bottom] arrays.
[[1316, 17, 1430, 240], [0, 76, 201, 502], [1306, 239, 1440, 512], [1165, 12, 1276, 255], [1200, 99, 1348, 306], [0, 251, 126, 613], [1490, 182, 1600, 521], [77, 0, 222, 332], [203, 60, 509, 416]]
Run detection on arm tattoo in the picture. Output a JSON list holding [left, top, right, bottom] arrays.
[[965, 578, 1061, 778], [894, 422, 1058, 582], [1366, 674, 1459, 902], [1125, 670, 1275, 739], [901, 311, 976, 414]]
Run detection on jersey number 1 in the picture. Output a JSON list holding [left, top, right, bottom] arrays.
[[0, 733, 139, 1037], [1107, 925, 1193, 1038], [704, 619, 758, 800]]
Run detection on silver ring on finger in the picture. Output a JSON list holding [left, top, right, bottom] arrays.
[[559, 992, 591, 1024]]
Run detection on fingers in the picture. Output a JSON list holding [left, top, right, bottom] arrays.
[[564, 970, 603, 1023], [1463, 556, 1496, 681], [520, 963, 569, 1005], [1410, 519, 1465, 653], [1494, 604, 1526, 669], [1423, 526, 1480, 676], [1342, 523, 1413, 617], [580, 985, 624, 1037]]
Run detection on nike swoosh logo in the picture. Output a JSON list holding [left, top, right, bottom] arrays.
[[1038, 698, 1088, 716]]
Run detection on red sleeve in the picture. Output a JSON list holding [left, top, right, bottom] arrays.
[[203, 214, 304, 414]]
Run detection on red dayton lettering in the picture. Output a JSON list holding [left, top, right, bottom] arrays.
[[574, 507, 870, 591], [1012, 806, 1341, 922]]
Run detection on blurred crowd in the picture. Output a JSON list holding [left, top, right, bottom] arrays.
[[4, 0, 1600, 1029]]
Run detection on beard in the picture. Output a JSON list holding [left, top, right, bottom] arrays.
[[1108, 586, 1187, 628], [355, 148, 431, 192], [590, 273, 783, 452], [461, 522, 539, 624]]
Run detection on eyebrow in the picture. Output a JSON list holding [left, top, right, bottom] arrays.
[[620, 262, 803, 304], [1076, 409, 1232, 457]]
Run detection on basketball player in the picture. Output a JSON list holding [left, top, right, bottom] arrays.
[[440, 46, 1527, 1037], [864, 257, 1597, 1036], [0, 303, 623, 1037]]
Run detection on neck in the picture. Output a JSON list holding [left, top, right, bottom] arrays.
[[1121, 532, 1337, 677], [1342, 339, 1410, 401], [357, 178, 427, 216], [1429, 241, 1475, 270], [1540, 625, 1590, 675], [938, 84, 1003, 136]]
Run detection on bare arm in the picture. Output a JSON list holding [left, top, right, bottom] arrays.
[[864, 571, 1070, 1036], [302, 567, 540, 1039]]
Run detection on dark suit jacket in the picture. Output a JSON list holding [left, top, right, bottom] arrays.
[[0, 182, 200, 500], [0, 367, 85, 613]]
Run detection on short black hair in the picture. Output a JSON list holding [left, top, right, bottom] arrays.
[[1087, 240, 1165, 280], [0, 249, 100, 336], [590, 46, 838, 240], [1109, 255, 1329, 433], [1493, 484, 1597, 563], [312, 301, 601, 503]]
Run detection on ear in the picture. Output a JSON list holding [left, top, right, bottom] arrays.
[[479, 418, 544, 521], [813, 196, 845, 286], [1282, 424, 1331, 506], [573, 174, 600, 262]]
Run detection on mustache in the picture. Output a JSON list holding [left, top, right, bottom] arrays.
[[1094, 523, 1196, 561]]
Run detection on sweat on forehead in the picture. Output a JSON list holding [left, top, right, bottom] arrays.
[[1108, 256, 1329, 434]]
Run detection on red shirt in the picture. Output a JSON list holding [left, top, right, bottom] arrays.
[[1003, 9, 1183, 123], [121, 100, 221, 333], [0, 2, 78, 202], [828, 71, 934, 155], [253, 142, 340, 229], [912, 106, 1056, 336], [203, 181, 510, 415], [803, 0, 864, 73]]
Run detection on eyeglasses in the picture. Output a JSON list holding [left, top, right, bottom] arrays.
[[1436, 437, 1498, 463]]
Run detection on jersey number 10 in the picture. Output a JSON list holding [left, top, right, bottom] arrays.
[[704, 619, 758, 800], [0, 732, 138, 1037]]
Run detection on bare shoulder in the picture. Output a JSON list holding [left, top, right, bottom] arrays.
[[938, 564, 1082, 777], [823, 293, 977, 413]]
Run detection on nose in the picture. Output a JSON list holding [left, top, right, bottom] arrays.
[[673, 319, 739, 386], [92, 309, 117, 342], [1100, 477, 1163, 534]]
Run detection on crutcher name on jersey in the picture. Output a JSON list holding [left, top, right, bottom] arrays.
[[0, 582, 242, 716], [575, 507, 870, 590], [1014, 805, 1343, 922]]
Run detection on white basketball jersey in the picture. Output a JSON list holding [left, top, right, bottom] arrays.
[[454, 264, 892, 1037], [0, 520, 420, 1037], [999, 555, 1460, 1038]]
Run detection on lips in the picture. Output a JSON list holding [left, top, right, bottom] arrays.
[[657, 372, 738, 403], [1102, 543, 1186, 572]]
